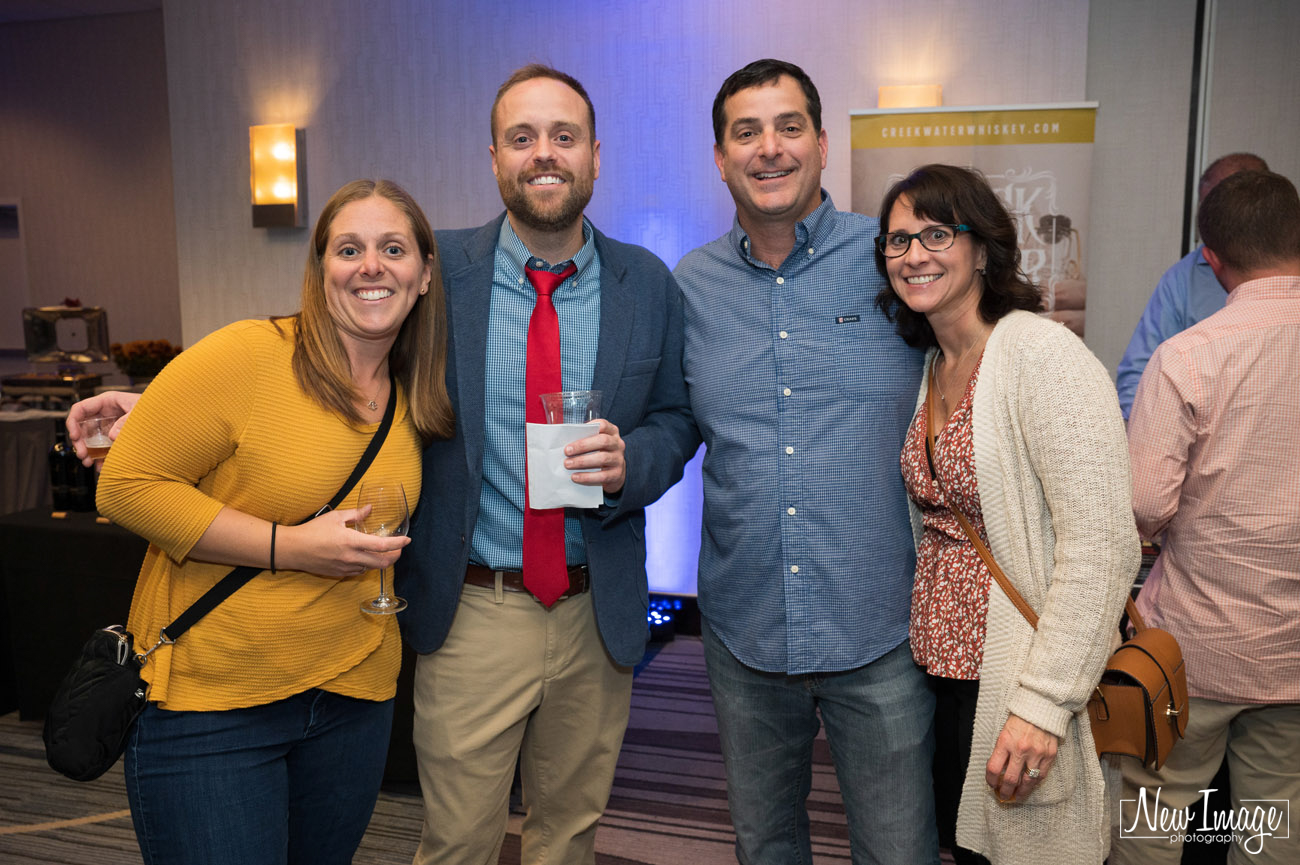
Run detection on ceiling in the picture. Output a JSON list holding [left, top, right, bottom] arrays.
[[0, 0, 161, 25]]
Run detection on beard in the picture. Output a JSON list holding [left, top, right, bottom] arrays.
[[497, 167, 594, 234]]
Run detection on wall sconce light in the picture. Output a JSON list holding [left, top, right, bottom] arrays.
[[877, 85, 944, 109], [249, 123, 305, 228]]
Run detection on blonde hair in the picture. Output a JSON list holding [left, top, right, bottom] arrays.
[[284, 179, 453, 443]]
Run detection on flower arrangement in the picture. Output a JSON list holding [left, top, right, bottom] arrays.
[[111, 340, 183, 379]]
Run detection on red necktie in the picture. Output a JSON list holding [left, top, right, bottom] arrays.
[[523, 262, 577, 607]]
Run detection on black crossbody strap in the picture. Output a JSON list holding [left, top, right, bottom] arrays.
[[156, 385, 398, 645]]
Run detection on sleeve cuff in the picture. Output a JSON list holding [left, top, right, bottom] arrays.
[[1006, 686, 1073, 739]]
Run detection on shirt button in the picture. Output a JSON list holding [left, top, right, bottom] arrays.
[[779, 331, 788, 339], [787, 506, 796, 515], [807, 247, 815, 255], [518, 277, 525, 285], [785, 446, 794, 455], [776, 276, 785, 285], [783, 387, 791, 396], [790, 565, 799, 574]]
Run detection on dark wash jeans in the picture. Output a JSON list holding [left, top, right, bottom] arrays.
[[124, 689, 393, 865]]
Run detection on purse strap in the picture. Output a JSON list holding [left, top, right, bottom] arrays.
[[149, 384, 398, 651], [922, 364, 1144, 633]]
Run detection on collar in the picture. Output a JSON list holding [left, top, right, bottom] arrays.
[[727, 189, 836, 267], [1225, 273, 1300, 306], [498, 216, 596, 277]]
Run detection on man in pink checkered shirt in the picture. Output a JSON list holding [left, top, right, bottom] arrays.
[[1114, 169, 1300, 865]]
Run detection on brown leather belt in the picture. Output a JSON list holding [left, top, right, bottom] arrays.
[[463, 563, 589, 601]]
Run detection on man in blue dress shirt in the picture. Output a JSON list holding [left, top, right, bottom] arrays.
[[1115, 152, 1268, 418], [399, 65, 697, 865], [674, 59, 939, 864]]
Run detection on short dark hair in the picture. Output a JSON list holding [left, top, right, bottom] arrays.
[[1198, 152, 1269, 202], [490, 64, 596, 142], [712, 59, 822, 146], [1198, 170, 1300, 272], [874, 164, 1043, 349]]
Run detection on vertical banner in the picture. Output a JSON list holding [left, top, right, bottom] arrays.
[[851, 104, 1098, 335]]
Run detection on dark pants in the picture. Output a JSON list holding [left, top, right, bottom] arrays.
[[929, 674, 991, 865]]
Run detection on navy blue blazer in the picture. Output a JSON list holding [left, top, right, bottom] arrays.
[[397, 214, 698, 666]]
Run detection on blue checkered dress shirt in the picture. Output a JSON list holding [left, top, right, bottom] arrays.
[[470, 217, 600, 570], [675, 192, 924, 674]]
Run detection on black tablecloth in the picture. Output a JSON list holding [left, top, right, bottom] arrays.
[[0, 508, 146, 720], [0, 506, 420, 787]]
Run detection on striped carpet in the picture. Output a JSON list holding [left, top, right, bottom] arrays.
[[0, 636, 862, 864]]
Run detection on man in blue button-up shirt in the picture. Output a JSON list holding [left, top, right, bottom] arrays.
[[674, 59, 939, 864], [1115, 152, 1268, 418]]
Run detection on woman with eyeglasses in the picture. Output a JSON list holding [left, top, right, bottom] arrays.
[[874, 163, 1139, 864]]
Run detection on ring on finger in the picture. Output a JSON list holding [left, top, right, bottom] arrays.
[[1025, 767, 1042, 779]]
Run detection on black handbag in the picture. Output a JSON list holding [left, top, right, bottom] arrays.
[[43, 625, 149, 781], [43, 388, 396, 781]]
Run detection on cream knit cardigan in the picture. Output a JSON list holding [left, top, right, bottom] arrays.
[[908, 310, 1140, 864]]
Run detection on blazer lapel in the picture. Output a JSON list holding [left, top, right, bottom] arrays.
[[591, 230, 633, 414], [444, 219, 504, 475]]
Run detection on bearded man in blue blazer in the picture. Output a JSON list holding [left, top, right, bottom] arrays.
[[397, 64, 697, 865]]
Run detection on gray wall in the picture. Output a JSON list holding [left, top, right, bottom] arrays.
[[158, 0, 1090, 346], [1085, 0, 1300, 375], [0, 11, 181, 351], [4, 0, 1299, 374]]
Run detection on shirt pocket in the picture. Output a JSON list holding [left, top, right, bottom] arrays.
[[809, 319, 917, 399]]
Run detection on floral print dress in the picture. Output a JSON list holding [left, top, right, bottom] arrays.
[[901, 356, 992, 680]]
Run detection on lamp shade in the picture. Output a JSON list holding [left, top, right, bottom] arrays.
[[249, 124, 305, 227]]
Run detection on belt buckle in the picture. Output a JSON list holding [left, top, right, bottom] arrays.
[[569, 564, 589, 596]]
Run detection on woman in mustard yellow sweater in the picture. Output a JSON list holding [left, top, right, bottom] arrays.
[[84, 179, 453, 865]]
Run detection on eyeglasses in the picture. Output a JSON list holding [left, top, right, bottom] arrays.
[[875, 224, 971, 257]]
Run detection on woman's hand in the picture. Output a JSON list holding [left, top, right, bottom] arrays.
[[188, 505, 409, 578], [277, 506, 410, 578], [985, 713, 1060, 803], [66, 391, 141, 466]]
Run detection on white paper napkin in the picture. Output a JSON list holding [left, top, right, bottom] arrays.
[[525, 422, 604, 509]]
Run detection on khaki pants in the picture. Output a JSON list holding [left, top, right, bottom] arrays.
[[1111, 698, 1300, 865], [412, 583, 633, 865]]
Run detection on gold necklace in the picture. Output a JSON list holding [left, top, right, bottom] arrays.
[[361, 378, 386, 412], [936, 337, 988, 405]]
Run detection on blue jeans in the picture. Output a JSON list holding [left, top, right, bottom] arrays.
[[703, 622, 939, 865], [125, 689, 393, 865]]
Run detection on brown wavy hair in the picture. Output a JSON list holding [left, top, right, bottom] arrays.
[[281, 179, 453, 444], [874, 163, 1042, 349]]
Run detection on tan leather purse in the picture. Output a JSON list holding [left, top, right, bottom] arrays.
[[923, 370, 1188, 769]]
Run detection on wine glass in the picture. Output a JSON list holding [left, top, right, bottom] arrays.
[[355, 480, 409, 615]]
